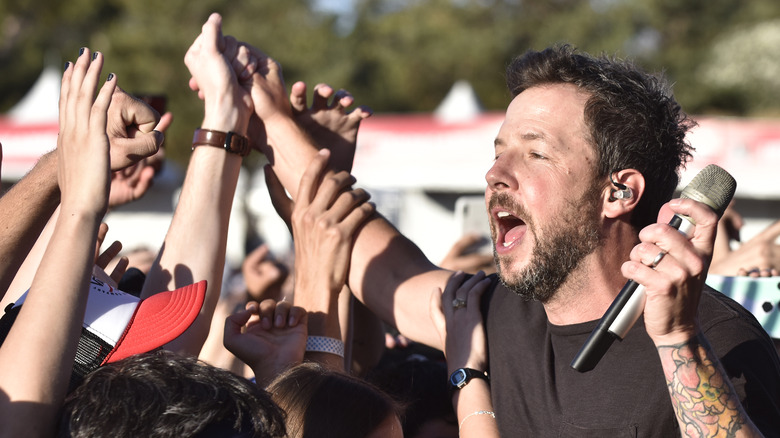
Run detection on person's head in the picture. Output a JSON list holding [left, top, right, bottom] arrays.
[[267, 362, 404, 438], [368, 357, 457, 438], [487, 44, 695, 302], [58, 351, 286, 438]]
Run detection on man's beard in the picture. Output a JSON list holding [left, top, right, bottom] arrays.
[[491, 184, 603, 303]]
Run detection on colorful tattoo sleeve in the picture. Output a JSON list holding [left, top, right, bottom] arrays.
[[657, 335, 750, 438]]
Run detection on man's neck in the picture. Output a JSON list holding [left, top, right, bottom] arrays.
[[542, 234, 637, 326]]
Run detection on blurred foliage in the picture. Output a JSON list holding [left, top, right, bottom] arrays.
[[2, 0, 780, 166]]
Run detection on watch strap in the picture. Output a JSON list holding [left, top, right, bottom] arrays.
[[191, 128, 251, 157], [448, 367, 489, 393]]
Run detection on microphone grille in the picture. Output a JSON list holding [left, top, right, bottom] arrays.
[[680, 164, 736, 219]]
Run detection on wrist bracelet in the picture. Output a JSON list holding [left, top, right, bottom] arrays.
[[192, 128, 251, 157], [459, 410, 496, 431], [305, 336, 345, 357]]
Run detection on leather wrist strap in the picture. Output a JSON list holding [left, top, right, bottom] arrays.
[[192, 128, 250, 157]]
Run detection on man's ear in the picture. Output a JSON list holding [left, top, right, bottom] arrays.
[[603, 169, 644, 219]]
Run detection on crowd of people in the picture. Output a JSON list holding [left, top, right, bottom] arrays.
[[0, 11, 778, 438]]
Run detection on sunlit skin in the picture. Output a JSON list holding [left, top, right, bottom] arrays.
[[484, 83, 628, 322]]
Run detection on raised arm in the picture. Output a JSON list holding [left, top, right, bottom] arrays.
[[0, 48, 114, 438], [626, 198, 764, 437], [240, 42, 451, 348], [141, 13, 252, 356], [0, 90, 161, 303], [430, 270, 497, 437]]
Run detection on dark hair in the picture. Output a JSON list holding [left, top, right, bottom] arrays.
[[367, 357, 457, 437], [267, 362, 403, 438], [506, 44, 696, 229], [57, 351, 286, 438]]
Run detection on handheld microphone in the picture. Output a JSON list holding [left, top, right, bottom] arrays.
[[570, 164, 736, 372]]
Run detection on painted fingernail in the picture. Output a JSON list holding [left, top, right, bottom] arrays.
[[79, 47, 86, 56], [107, 73, 114, 82], [64, 62, 70, 71], [92, 51, 98, 60]]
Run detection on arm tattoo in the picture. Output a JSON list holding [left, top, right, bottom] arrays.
[[657, 335, 748, 437]]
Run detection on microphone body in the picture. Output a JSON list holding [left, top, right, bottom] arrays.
[[570, 165, 736, 373]]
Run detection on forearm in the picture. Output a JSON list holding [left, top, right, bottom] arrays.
[[142, 146, 242, 356], [452, 382, 499, 437], [0, 211, 99, 437], [658, 334, 762, 437], [264, 118, 448, 348], [295, 280, 344, 370], [0, 151, 60, 298]]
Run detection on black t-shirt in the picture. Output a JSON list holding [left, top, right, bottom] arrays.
[[483, 276, 780, 437]]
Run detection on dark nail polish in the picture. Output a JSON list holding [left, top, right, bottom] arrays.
[[79, 47, 85, 56], [64, 62, 70, 71], [107, 73, 114, 82], [92, 51, 98, 60]]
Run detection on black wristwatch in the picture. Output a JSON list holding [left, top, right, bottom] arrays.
[[448, 368, 489, 392]]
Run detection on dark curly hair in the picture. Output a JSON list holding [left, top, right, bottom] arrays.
[[506, 44, 695, 229], [57, 351, 286, 438]]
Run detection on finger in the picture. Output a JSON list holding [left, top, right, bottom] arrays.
[[155, 112, 174, 133], [458, 270, 488, 294], [81, 51, 105, 107], [311, 83, 334, 110], [294, 149, 331, 206], [257, 298, 278, 330], [65, 48, 91, 125], [287, 305, 307, 326], [96, 240, 123, 268], [667, 198, 720, 253], [109, 256, 129, 284], [349, 105, 374, 121], [95, 222, 109, 250], [223, 35, 239, 63], [112, 87, 160, 134], [273, 300, 293, 328], [339, 200, 376, 234], [289, 81, 308, 114], [306, 171, 356, 215], [201, 13, 223, 56], [264, 165, 294, 232], [324, 186, 370, 222], [752, 219, 780, 243], [91, 68, 116, 135], [333, 89, 354, 109], [465, 273, 492, 309], [188, 76, 201, 93], [243, 244, 271, 272], [224, 307, 254, 338], [60, 61, 74, 117], [637, 221, 704, 275]]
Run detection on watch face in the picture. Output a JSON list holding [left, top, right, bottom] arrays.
[[450, 369, 468, 387]]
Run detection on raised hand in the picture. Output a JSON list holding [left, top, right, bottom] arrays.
[[242, 244, 289, 303], [184, 12, 253, 135], [291, 149, 374, 300], [428, 270, 492, 373], [57, 49, 115, 216], [289, 81, 372, 172], [107, 110, 171, 208], [106, 87, 164, 171], [223, 299, 307, 386], [710, 203, 780, 277]]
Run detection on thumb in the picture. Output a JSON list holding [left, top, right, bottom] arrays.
[[110, 132, 162, 171]]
